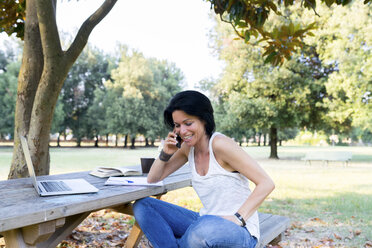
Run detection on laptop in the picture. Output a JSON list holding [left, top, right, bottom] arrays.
[[19, 135, 99, 196]]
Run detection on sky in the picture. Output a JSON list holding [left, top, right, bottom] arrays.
[[56, 0, 224, 89]]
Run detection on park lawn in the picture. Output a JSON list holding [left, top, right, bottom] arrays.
[[0, 145, 371, 247]]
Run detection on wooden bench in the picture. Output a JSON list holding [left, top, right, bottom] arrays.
[[111, 204, 290, 247], [302, 151, 352, 166], [257, 213, 290, 248], [0, 201, 290, 248]]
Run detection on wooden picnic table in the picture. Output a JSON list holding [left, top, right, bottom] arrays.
[[0, 164, 289, 248], [0, 165, 192, 248]]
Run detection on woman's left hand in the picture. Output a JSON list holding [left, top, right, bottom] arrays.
[[220, 215, 241, 226]]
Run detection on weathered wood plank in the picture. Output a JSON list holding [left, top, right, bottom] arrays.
[[22, 218, 65, 245], [257, 213, 290, 248], [0, 165, 192, 233], [2, 229, 30, 248], [36, 213, 91, 248], [124, 222, 143, 248]]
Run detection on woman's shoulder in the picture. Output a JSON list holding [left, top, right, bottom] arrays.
[[211, 133, 237, 152]]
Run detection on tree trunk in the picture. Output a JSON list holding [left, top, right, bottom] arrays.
[[8, 0, 118, 178], [94, 135, 99, 147], [145, 138, 149, 147], [8, 0, 44, 179], [269, 127, 279, 159], [263, 133, 267, 146], [57, 134, 60, 147], [130, 137, 136, 149], [106, 134, 109, 146], [124, 134, 128, 148]]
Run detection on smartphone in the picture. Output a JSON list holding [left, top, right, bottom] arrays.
[[176, 135, 182, 148]]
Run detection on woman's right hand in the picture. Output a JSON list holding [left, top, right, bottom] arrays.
[[162, 132, 180, 155]]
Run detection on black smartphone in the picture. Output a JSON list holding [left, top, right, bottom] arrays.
[[176, 135, 182, 148]]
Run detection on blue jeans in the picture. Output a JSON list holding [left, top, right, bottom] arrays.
[[133, 197, 258, 248]]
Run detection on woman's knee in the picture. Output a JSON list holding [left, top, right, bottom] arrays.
[[133, 197, 153, 217], [182, 215, 218, 246], [181, 215, 252, 248]]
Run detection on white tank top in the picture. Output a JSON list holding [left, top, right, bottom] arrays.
[[188, 132, 260, 239]]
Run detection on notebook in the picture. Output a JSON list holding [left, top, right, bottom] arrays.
[[105, 176, 163, 186], [19, 135, 99, 196]]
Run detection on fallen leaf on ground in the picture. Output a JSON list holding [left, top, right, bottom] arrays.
[[320, 237, 334, 245], [353, 229, 362, 236], [365, 241, 372, 247], [333, 233, 342, 240], [310, 217, 326, 224], [291, 221, 303, 229]]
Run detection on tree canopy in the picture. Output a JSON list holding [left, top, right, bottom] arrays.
[[2, 0, 371, 65], [206, 0, 371, 157]]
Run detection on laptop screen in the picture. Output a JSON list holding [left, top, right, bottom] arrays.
[[19, 135, 40, 193]]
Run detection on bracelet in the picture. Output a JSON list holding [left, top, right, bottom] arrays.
[[159, 149, 173, 162], [234, 212, 246, 227]]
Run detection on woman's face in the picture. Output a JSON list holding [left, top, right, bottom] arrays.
[[172, 110, 206, 147]]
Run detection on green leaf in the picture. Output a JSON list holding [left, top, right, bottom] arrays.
[[324, 0, 335, 7], [289, 22, 295, 35], [267, 1, 278, 13], [251, 29, 259, 38], [264, 51, 278, 64], [272, 27, 279, 39], [307, 32, 315, 36], [245, 30, 251, 42]]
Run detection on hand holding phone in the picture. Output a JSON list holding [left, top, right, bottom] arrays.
[[176, 135, 182, 148]]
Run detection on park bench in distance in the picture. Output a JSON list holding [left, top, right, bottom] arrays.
[[302, 151, 352, 166]]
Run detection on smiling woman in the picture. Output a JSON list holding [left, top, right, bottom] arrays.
[[56, 0, 223, 88], [133, 90, 275, 248]]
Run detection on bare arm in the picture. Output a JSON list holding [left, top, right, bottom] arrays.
[[147, 132, 189, 183], [213, 135, 275, 224]]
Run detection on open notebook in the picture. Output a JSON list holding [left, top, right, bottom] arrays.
[[19, 135, 99, 196]]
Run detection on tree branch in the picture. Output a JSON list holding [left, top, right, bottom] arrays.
[[36, 0, 62, 61], [66, 0, 118, 66]]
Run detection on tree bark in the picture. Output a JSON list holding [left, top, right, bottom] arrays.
[[130, 137, 136, 149], [124, 134, 128, 148], [269, 127, 279, 159], [8, 0, 43, 179], [8, 0, 118, 179], [94, 135, 99, 147]]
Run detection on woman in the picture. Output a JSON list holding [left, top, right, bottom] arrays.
[[133, 90, 275, 248]]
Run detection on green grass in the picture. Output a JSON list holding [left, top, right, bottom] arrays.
[[1, 145, 371, 246], [0, 146, 160, 179]]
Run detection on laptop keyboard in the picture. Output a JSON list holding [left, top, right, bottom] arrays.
[[40, 181, 72, 192]]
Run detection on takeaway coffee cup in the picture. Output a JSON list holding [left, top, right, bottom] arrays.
[[140, 158, 155, 174]]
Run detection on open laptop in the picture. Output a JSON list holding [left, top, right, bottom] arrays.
[[19, 135, 99, 196]]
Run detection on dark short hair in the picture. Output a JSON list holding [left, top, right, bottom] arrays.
[[164, 90, 215, 137]]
